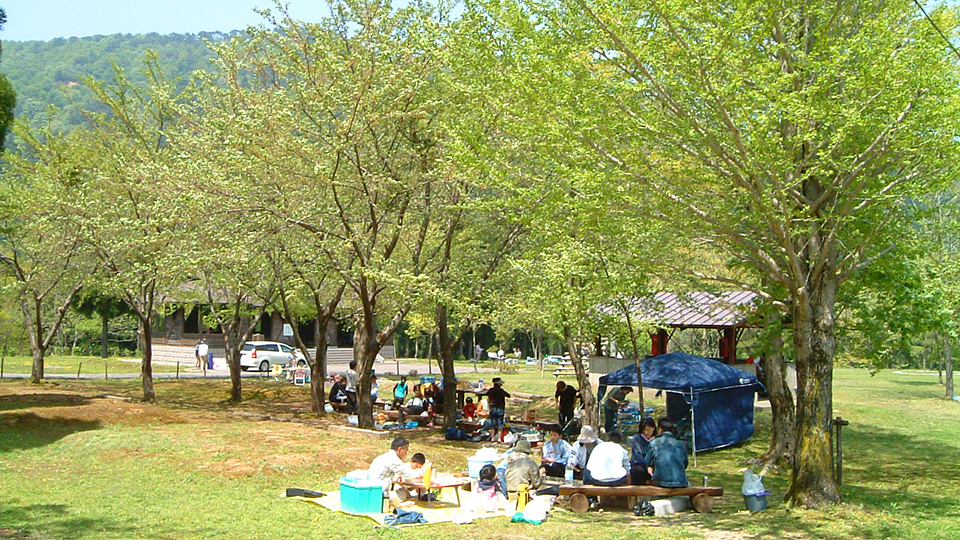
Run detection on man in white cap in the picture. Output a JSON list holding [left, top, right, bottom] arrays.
[[567, 425, 599, 480]]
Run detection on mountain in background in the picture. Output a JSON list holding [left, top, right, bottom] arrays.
[[3, 32, 234, 137]]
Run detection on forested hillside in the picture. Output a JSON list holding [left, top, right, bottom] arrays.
[[3, 32, 230, 134]]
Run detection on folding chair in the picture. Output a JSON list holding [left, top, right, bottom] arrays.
[[294, 369, 307, 386], [270, 364, 284, 382]]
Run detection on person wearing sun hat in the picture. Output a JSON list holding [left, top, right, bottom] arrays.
[[502, 438, 542, 493], [567, 425, 599, 480]]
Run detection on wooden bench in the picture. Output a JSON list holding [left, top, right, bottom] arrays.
[[557, 485, 723, 513]]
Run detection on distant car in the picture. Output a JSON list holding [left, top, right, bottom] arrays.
[[239, 341, 306, 372]]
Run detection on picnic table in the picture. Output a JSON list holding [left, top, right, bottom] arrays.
[[395, 477, 471, 508]]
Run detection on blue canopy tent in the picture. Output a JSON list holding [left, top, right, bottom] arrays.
[[597, 352, 763, 458]]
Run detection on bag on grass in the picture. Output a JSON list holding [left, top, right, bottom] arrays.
[[742, 469, 766, 496]]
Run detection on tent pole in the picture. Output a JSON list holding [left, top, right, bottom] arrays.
[[691, 390, 697, 468]]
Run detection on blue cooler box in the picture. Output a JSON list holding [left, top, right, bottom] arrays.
[[340, 476, 384, 513]]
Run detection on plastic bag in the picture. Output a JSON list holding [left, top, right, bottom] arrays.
[[742, 469, 765, 496]]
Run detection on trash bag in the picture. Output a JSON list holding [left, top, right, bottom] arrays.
[[742, 469, 766, 496]]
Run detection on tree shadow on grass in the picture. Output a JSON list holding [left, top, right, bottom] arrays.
[[0, 500, 136, 539], [0, 393, 91, 412], [0, 413, 101, 454]]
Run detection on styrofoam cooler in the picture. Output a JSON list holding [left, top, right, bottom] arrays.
[[339, 475, 384, 513], [467, 457, 496, 478]]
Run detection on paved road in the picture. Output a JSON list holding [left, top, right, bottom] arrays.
[[0, 359, 499, 381]]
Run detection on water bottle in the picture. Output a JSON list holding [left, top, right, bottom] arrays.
[[478, 378, 484, 390], [564, 466, 574, 483]]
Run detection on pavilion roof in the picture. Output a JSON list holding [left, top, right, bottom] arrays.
[[617, 291, 759, 329]]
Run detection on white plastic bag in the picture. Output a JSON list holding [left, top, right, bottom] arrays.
[[742, 469, 765, 496]]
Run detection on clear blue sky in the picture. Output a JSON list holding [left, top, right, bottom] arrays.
[[1, 1, 337, 42]]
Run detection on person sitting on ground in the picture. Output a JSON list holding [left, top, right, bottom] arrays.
[[368, 437, 414, 507], [370, 375, 380, 402], [472, 464, 504, 513], [501, 438, 543, 494], [403, 386, 427, 416], [540, 423, 572, 478], [428, 382, 445, 414], [584, 431, 630, 486], [630, 417, 657, 485], [567, 425, 599, 480], [555, 380, 579, 428], [392, 376, 409, 410], [328, 374, 349, 411], [394, 452, 427, 502], [645, 417, 689, 488], [602, 386, 633, 434], [484, 377, 511, 441], [476, 396, 489, 419], [462, 396, 478, 421]]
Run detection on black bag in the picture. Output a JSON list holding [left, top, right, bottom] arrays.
[[286, 488, 323, 498]]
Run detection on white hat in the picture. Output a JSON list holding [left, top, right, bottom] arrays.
[[577, 425, 598, 444]]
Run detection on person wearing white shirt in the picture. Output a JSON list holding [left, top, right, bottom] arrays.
[[368, 437, 411, 495], [584, 431, 630, 486]]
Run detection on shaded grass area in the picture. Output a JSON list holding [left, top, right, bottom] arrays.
[[0, 355, 179, 376], [0, 368, 958, 539]]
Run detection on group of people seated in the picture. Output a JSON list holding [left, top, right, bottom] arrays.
[[367, 436, 430, 509]]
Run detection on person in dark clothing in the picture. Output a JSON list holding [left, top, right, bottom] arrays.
[[645, 417, 689, 488], [603, 386, 633, 434], [484, 377, 510, 441], [328, 374, 349, 411], [555, 381, 579, 429], [629, 417, 657, 484]]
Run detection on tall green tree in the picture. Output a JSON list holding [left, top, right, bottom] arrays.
[[479, 0, 960, 506], [0, 8, 16, 150]]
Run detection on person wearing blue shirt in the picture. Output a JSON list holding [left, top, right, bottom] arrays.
[[644, 417, 689, 488], [539, 424, 572, 477], [630, 417, 657, 484]]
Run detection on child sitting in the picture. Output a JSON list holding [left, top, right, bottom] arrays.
[[471, 464, 502, 514], [462, 396, 478, 421]]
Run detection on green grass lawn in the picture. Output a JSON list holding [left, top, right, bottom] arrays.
[[0, 355, 179, 376], [1, 368, 958, 539]]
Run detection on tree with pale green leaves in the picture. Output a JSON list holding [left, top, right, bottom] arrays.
[[476, 0, 960, 506]]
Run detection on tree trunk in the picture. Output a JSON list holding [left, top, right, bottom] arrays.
[[945, 336, 954, 398], [564, 324, 598, 428], [30, 347, 45, 383], [759, 314, 795, 467], [435, 304, 460, 429], [140, 316, 155, 402], [785, 279, 841, 506], [311, 330, 329, 415], [224, 322, 243, 404], [354, 322, 380, 429], [101, 312, 110, 358]]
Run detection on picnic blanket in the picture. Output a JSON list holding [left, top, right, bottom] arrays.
[[290, 489, 516, 527]]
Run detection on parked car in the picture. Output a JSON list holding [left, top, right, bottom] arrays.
[[239, 341, 306, 372]]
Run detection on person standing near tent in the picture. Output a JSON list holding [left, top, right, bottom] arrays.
[[602, 386, 633, 434], [555, 380, 579, 429], [645, 417, 689, 487]]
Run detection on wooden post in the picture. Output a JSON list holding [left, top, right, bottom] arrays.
[[105, 361, 108, 380], [833, 416, 849, 487], [1, 356, 4, 379], [176, 361, 180, 380], [77, 363, 82, 379]]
